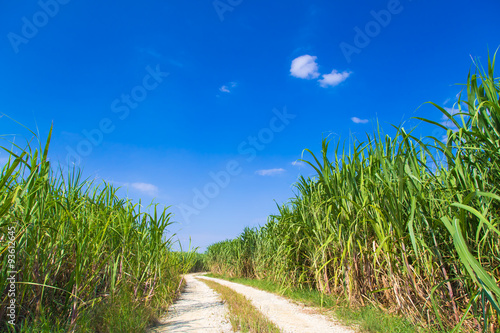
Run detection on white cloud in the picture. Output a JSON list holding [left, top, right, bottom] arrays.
[[255, 168, 286, 176], [219, 82, 237, 93], [290, 55, 320, 79], [319, 70, 350, 87], [440, 119, 456, 128], [131, 182, 159, 196], [351, 117, 369, 124], [440, 107, 471, 143], [440, 107, 462, 129], [444, 107, 461, 116], [291, 160, 306, 168]]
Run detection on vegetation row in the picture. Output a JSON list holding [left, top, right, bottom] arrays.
[[206, 54, 500, 332], [0, 126, 197, 332]]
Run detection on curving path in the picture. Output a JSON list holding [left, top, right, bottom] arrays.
[[153, 273, 356, 333], [198, 275, 355, 333]]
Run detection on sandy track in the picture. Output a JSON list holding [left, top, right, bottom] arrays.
[[151, 274, 233, 332], [153, 273, 355, 333], [198, 275, 355, 333]]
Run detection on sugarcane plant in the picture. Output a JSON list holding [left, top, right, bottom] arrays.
[[205, 52, 500, 332]]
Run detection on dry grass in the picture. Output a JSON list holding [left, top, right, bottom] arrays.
[[201, 278, 281, 333]]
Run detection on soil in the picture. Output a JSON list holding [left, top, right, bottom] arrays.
[[152, 273, 356, 333], [150, 274, 233, 332]]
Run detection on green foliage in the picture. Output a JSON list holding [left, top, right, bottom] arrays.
[[76, 285, 157, 333], [187, 252, 208, 273], [206, 52, 500, 332], [0, 126, 194, 332], [207, 273, 421, 333], [172, 251, 208, 273], [205, 227, 258, 277], [201, 278, 281, 333]]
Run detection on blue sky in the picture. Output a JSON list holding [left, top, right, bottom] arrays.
[[1, 0, 499, 251]]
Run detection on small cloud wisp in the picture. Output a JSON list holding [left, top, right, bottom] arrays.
[[255, 168, 286, 176]]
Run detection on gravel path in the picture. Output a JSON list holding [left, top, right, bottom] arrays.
[[151, 274, 233, 333], [198, 275, 356, 333], [152, 273, 356, 333]]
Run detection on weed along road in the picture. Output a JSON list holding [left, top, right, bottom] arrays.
[[152, 274, 355, 333]]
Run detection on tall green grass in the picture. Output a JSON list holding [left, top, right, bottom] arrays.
[[206, 54, 500, 332], [0, 126, 193, 332]]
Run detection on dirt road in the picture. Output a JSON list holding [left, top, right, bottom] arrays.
[[154, 274, 355, 333], [151, 274, 233, 332]]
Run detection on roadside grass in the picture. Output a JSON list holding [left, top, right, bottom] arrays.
[[12, 286, 160, 333], [200, 278, 281, 333], [206, 274, 426, 333], [78, 286, 157, 333]]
